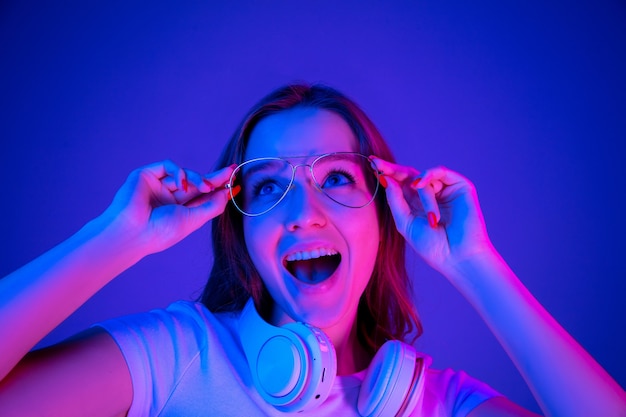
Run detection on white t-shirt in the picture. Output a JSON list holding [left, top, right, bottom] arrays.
[[96, 301, 501, 416]]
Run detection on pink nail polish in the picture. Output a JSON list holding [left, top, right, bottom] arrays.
[[411, 177, 422, 188], [182, 178, 188, 192], [427, 212, 437, 229]]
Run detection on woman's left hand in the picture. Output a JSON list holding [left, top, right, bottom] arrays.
[[370, 158, 494, 275]]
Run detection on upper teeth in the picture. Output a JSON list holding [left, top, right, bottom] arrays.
[[285, 248, 338, 262]]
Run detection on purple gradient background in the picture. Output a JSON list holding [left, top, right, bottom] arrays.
[[1, 2, 624, 413]]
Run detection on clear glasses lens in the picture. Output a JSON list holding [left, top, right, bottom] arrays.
[[230, 153, 379, 216], [234, 158, 293, 216], [311, 153, 378, 208]]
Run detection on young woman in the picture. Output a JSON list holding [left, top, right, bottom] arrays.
[[0, 84, 624, 416]]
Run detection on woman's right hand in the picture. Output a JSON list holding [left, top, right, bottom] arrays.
[[101, 160, 235, 256], [0, 160, 235, 384]]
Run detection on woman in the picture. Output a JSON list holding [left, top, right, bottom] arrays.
[[0, 84, 624, 416]]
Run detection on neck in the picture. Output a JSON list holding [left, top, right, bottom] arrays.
[[267, 303, 373, 375], [322, 313, 372, 376]]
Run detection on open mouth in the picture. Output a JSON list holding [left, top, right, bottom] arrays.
[[284, 249, 342, 284]]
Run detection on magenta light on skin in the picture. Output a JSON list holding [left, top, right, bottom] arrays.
[[0, 2, 624, 415]]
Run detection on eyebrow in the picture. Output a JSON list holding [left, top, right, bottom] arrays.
[[240, 158, 287, 179], [240, 153, 367, 177]]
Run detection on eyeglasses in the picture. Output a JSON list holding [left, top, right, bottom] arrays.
[[226, 152, 381, 217]]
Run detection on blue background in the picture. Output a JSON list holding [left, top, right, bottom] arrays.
[[1, 2, 625, 413]]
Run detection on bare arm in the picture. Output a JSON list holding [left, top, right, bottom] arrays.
[[454, 251, 624, 416], [0, 215, 143, 381], [469, 396, 541, 417], [0, 161, 233, 412], [0, 328, 132, 417], [372, 160, 626, 417]]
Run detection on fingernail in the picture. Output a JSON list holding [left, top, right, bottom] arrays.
[[379, 174, 388, 189], [228, 184, 241, 200], [411, 177, 422, 188], [427, 212, 438, 229], [229, 163, 238, 170], [182, 178, 188, 192]]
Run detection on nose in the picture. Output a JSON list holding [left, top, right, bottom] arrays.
[[284, 168, 327, 231]]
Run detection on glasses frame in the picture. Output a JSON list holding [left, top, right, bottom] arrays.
[[226, 151, 381, 217]]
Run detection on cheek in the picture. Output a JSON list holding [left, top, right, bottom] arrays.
[[243, 218, 277, 272], [353, 207, 380, 243], [345, 206, 380, 268]]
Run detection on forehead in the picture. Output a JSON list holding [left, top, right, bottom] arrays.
[[244, 107, 359, 160]]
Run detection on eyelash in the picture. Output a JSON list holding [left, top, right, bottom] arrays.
[[247, 166, 359, 196], [320, 168, 357, 185], [250, 176, 282, 196]]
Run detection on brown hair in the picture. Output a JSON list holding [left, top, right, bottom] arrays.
[[198, 83, 422, 353]]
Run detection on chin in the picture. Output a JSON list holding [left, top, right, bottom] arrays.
[[266, 266, 364, 330], [289, 297, 356, 330]]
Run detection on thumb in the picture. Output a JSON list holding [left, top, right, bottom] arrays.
[[384, 176, 436, 258], [383, 176, 412, 235], [185, 187, 231, 229]]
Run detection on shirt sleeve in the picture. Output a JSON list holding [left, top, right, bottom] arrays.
[[421, 355, 504, 417], [92, 302, 211, 417]]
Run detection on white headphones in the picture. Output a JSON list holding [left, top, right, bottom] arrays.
[[239, 299, 425, 416]]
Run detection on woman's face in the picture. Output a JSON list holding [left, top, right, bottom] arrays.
[[243, 107, 380, 329]]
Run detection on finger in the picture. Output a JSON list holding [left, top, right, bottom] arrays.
[[164, 169, 208, 205], [153, 177, 181, 206], [185, 187, 231, 227], [183, 164, 238, 207], [162, 165, 222, 205], [179, 169, 213, 194], [383, 176, 412, 227], [148, 162, 219, 205], [161, 176, 179, 193], [202, 164, 238, 192], [416, 184, 441, 229], [412, 166, 479, 228], [185, 186, 230, 209], [384, 177, 430, 240], [369, 156, 420, 184], [411, 166, 468, 191], [140, 160, 188, 204], [143, 160, 186, 188]]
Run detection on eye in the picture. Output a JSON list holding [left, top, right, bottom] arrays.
[[322, 169, 356, 188], [252, 178, 284, 197]]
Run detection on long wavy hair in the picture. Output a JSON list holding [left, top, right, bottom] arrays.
[[198, 83, 422, 353]]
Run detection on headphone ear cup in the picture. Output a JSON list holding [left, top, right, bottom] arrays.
[[252, 328, 309, 404], [239, 300, 308, 410], [358, 340, 424, 417], [239, 299, 337, 413], [282, 322, 337, 411]]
